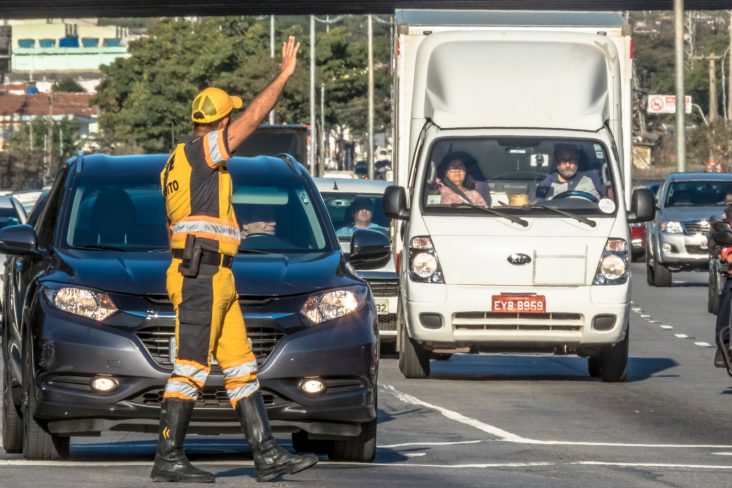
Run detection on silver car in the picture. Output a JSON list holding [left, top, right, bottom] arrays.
[[647, 172, 732, 287], [315, 178, 399, 343]]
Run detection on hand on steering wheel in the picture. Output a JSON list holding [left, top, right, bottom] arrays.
[[551, 190, 599, 203]]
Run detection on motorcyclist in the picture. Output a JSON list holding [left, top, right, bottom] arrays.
[[709, 204, 732, 367]]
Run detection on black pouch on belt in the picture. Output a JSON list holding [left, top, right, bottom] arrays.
[[179, 234, 202, 278]]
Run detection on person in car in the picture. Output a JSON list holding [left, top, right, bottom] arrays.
[[429, 153, 488, 207], [240, 205, 277, 239], [336, 197, 388, 238], [535, 143, 604, 201], [153, 36, 318, 484]]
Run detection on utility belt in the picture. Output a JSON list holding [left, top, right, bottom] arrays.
[[173, 235, 233, 277]]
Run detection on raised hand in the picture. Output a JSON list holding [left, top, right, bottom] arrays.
[[280, 36, 300, 79]]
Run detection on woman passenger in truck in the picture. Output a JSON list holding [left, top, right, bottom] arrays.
[[428, 152, 489, 207]]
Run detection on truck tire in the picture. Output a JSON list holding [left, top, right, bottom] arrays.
[[398, 323, 430, 379], [646, 262, 654, 286], [328, 419, 377, 462], [587, 355, 601, 378], [598, 326, 629, 383], [709, 271, 720, 315], [2, 344, 23, 453], [652, 261, 672, 287], [21, 331, 69, 460]]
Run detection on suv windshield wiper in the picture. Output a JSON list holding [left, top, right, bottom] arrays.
[[73, 244, 128, 252], [238, 248, 276, 254], [449, 203, 528, 227], [522, 203, 597, 228]]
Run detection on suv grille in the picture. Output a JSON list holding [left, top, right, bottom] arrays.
[[368, 279, 399, 297], [684, 221, 710, 236], [131, 387, 279, 408], [378, 313, 397, 332], [136, 325, 284, 368]]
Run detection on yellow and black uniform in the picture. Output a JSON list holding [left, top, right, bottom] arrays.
[[160, 127, 259, 407]]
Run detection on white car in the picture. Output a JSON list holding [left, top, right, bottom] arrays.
[[315, 178, 399, 343]]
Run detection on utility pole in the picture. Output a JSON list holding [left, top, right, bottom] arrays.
[[728, 10, 732, 123], [691, 54, 722, 123], [367, 14, 374, 180], [310, 15, 318, 176], [675, 0, 686, 172], [269, 16, 275, 125], [320, 82, 325, 169]]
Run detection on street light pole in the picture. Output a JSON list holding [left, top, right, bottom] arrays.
[[367, 14, 374, 180], [674, 0, 686, 172]]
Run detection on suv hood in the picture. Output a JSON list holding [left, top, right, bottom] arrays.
[[659, 206, 723, 222], [48, 250, 357, 297]]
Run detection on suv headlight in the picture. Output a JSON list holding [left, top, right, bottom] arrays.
[[660, 220, 683, 234], [593, 238, 629, 285], [301, 286, 367, 325], [43, 286, 118, 321]]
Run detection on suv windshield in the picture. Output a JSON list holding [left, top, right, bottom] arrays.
[[422, 137, 617, 214], [664, 180, 732, 207], [63, 168, 330, 253], [320, 192, 391, 242]]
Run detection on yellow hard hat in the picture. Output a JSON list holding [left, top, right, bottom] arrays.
[[191, 87, 243, 124]]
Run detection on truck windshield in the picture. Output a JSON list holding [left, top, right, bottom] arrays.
[[422, 137, 617, 215]]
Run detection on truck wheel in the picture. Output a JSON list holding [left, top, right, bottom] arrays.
[[21, 331, 69, 460], [398, 322, 430, 379], [328, 419, 377, 462], [598, 326, 629, 383], [652, 261, 672, 287], [709, 272, 720, 315], [646, 243, 655, 286], [2, 340, 23, 453]]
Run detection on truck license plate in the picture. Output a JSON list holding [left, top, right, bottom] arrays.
[[492, 295, 546, 314], [375, 298, 389, 315]]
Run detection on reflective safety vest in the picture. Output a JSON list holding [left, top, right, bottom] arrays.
[[161, 128, 240, 257]]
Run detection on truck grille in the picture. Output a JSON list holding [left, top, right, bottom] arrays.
[[368, 279, 399, 297], [684, 221, 710, 236], [136, 325, 284, 368], [453, 312, 584, 332], [377, 313, 398, 332]]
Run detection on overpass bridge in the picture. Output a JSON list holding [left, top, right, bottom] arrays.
[[2, 0, 731, 18]]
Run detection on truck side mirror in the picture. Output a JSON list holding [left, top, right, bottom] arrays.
[[628, 188, 655, 223], [383, 185, 410, 220]]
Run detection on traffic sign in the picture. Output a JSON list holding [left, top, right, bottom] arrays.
[[647, 94, 692, 114]]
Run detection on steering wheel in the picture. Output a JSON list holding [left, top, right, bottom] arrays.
[[551, 190, 599, 203], [244, 233, 273, 239]]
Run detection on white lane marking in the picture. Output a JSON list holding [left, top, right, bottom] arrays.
[[648, 320, 660, 324], [380, 383, 732, 449], [695, 342, 713, 347], [660, 325, 673, 329], [640, 314, 651, 318], [379, 440, 482, 448], [575, 461, 732, 470], [403, 452, 427, 458], [632, 307, 642, 312], [674, 333, 689, 339], [713, 452, 732, 456]]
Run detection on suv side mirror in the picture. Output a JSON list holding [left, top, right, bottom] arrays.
[[0, 224, 39, 256], [349, 229, 391, 270], [383, 185, 409, 220], [628, 188, 655, 223]]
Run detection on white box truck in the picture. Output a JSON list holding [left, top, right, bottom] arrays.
[[384, 10, 655, 382]]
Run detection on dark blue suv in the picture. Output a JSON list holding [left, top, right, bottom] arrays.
[[1, 154, 389, 461]]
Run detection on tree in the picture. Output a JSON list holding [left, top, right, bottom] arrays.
[[52, 78, 86, 93]]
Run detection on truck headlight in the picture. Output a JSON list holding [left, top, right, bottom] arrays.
[[660, 220, 683, 234], [301, 286, 367, 324], [593, 238, 629, 285], [408, 236, 443, 283], [43, 286, 118, 321]]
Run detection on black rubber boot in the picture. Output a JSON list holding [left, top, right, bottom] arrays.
[[235, 392, 318, 482], [150, 399, 215, 483]]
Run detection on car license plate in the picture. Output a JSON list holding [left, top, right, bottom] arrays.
[[169, 337, 221, 365], [492, 294, 546, 314], [375, 297, 389, 315]]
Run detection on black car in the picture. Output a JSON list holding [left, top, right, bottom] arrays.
[[1, 153, 389, 461]]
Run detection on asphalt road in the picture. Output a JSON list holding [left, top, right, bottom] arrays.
[[2, 262, 732, 487]]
